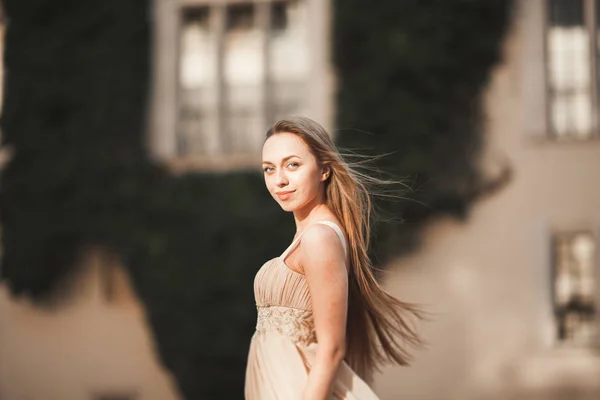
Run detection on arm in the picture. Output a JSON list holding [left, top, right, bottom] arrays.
[[299, 225, 348, 400]]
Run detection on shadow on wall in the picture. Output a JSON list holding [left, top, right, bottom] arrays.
[[0, 247, 181, 400]]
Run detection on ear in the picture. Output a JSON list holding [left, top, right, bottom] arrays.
[[320, 165, 331, 182]]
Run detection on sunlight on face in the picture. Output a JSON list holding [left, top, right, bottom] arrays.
[[262, 132, 326, 212]]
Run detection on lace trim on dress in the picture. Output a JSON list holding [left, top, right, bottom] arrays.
[[255, 305, 317, 345]]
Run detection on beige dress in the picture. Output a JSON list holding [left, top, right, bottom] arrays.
[[245, 221, 380, 400]]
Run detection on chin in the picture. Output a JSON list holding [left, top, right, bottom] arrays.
[[279, 203, 297, 213], [275, 198, 301, 213]]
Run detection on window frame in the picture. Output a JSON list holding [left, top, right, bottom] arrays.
[[149, 0, 334, 173], [549, 226, 600, 348], [543, 0, 600, 141]]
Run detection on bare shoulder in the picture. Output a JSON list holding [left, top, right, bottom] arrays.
[[298, 223, 346, 270], [301, 223, 341, 248]]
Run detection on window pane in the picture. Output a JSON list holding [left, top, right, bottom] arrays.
[[223, 4, 264, 155], [268, 0, 310, 122], [553, 232, 597, 346], [178, 7, 219, 156], [547, 0, 594, 139]]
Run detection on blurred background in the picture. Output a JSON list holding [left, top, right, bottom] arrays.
[[0, 0, 599, 399]]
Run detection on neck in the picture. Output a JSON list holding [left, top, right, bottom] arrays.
[[292, 193, 329, 233]]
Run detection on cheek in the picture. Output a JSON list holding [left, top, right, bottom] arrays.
[[264, 175, 275, 192], [293, 169, 321, 194]]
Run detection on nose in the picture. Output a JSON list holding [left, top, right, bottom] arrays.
[[275, 168, 288, 187]]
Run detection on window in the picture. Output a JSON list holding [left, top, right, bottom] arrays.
[[552, 231, 597, 346], [545, 0, 600, 140], [178, 1, 309, 157], [152, 0, 330, 171]]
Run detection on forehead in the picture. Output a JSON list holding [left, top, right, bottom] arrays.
[[262, 132, 314, 162]]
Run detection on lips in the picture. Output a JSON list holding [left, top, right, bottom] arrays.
[[276, 190, 295, 200]]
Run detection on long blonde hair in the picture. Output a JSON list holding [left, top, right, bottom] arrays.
[[266, 116, 423, 381]]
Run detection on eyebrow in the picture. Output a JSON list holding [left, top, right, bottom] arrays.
[[262, 155, 301, 165]]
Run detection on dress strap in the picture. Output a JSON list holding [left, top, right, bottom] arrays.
[[314, 221, 348, 256], [279, 231, 306, 260], [280, 220, 347, 259]]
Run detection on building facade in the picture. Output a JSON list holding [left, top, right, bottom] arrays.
[[376, 1, 600, 399]]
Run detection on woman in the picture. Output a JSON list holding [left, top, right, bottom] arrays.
[[245, 117, 422, 400]]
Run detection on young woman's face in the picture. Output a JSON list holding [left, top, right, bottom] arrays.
[[262, 132, 328, 212]]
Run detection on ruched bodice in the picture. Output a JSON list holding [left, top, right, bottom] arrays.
[[245, 221, 380, 400], [254, 257, 312, 310]]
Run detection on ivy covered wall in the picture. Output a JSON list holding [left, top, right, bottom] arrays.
[[334, 0, 514, 262], [0, 0, 512, 398]]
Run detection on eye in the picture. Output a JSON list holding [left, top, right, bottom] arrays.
[[287, 162, 299, 169], [263, 166, 274, 173]]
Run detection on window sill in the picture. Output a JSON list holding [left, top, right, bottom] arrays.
[[524, 134, 600, 147], [155, 154, 261, 175]]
